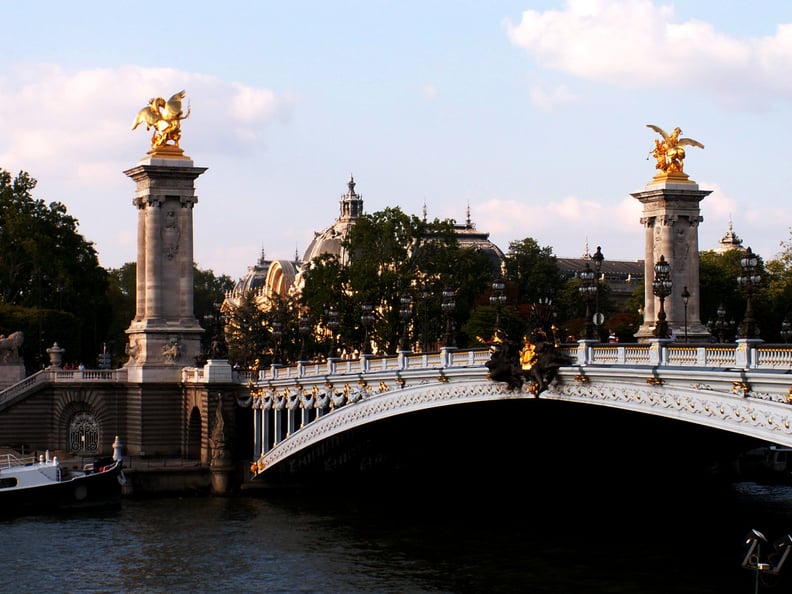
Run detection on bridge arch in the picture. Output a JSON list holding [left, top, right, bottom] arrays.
[[249, 346, 792, 480]]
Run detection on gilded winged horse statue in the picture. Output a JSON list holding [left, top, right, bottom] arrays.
[[647, 124, 704, 175], [132, 90, 191, 150]]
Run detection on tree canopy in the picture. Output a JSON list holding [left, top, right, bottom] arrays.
[[299, 208, 497, 357], [0, 170, 109, 368]]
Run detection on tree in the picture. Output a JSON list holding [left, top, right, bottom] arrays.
[[504, 238, 565, 306], [760, 230, 792, 340], [226, 289, 269, 367], [698, 250, 748, 340], [105, 263, 136, 365], [0, 169, 110, 367], [300, 208, 497, 355]]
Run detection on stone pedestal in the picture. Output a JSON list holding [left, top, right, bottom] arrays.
[[204, 359, 233, 382], [123, 153, 207, 382], [209, 395, 234, 495], [632, 176, 712, 343], [0, 364, 25, 388]]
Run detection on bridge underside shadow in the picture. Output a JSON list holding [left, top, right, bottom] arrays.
[[256, 398, 761, 501]]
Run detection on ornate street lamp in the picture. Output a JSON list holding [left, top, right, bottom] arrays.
[[298, 314, 310, 361], [489, 277, 506, 334], [592, 246, 605, 336], [360, 304, 374, 355], [652, 255, 672, 339], [271, 319, 283, 365], [781, 318, 792, 344], [418, 285, 430, 351], [681, 286, 690, 343], [707, 304, 734, 343], [578, 263, 597, 340], [326, 305, 340, 358], [737, 247, 761, 339], [399, 294, 413, 352], [441, 288, 456, 347]]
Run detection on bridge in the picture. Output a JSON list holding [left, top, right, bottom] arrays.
[[248, 340, 792, 479]]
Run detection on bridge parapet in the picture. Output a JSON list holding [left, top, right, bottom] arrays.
[[577, 342, 792, 369], [0, 368, 128, 411], [247, 342, 792, 478]]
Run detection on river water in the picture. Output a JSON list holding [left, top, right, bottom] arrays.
[[4, 479, 792, 593]]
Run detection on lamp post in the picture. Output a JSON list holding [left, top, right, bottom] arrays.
[[326, 305, 339, 358], [592, 246, 604, 337], [578, 263, 597, 340], [298, 314, 310, 361], [707, 304, 733, 343], [781, 318, 792, 344], [489, 277, 506, 334], [399, 294, 413, 352], [360, 304, 374, 355], [652, 255, 672, 339], [441, 288, 456, 347], [681, 286, 690, 343], [418, 285, 430, 351], [271, 319, 283, 365], [737, 246, 761, 339]]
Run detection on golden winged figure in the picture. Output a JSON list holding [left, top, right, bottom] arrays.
[[132, 90, 191, 150], [646, 124, 704, 175]]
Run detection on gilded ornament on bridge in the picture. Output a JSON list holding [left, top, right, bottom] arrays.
[[132, 90, 191, 154], [646, 124, 704, 182], [486, 324, 570, 393]]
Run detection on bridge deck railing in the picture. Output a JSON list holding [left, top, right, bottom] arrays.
[[252, 347, 490, 383], [245, 340, 792, 387]]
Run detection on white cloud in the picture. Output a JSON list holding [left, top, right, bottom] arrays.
[[700, 182, 738, 219], [473, 194, 643, 259], [0, 64, 294, 273], [505, 0, 792, 106], [529, 81, 576, 110], [422, 83, 439, 99], [0, 64, 294, 178]]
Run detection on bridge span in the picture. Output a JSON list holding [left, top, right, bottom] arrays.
[[249, 341, 792, 478]]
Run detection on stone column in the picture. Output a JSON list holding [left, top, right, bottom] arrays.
[[632, 177, 711, 342], [640, 216, 656, 326], [135, 204, 146, 321], [123, 153, 207, 382]]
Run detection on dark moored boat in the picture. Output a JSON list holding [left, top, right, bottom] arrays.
[[0, 450, 124, 515]]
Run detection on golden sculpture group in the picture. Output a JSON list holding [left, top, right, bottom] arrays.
[[647, 124, 704, 178], [132, 90, 190, 150]]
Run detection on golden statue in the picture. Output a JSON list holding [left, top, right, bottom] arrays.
[[519, 337, 537, 371], [132, 90, 191, 151], [646, 124, 704, 177]]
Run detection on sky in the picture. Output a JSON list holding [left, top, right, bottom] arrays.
[[2, 0, 792, 282]]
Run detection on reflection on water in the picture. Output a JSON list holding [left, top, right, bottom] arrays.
[[3, 480, 792, 593]]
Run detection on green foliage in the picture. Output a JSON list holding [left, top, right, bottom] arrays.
[[504, 238, 565, 305], [699, 250, 744, 329], [0, 169, 110, 365], [105, 263, 136, 365], [300, 208, 497, 355], [226, 290, 269, 367], [0, 303, 80, 371], [760, 230, 792, 339]]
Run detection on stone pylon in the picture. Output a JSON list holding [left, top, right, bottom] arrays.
[[632, 173, 711, 342], [123, 148, 207, 382]]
